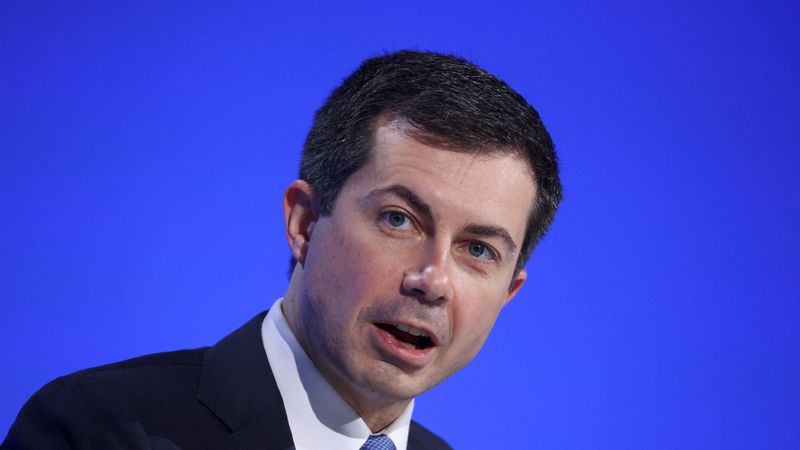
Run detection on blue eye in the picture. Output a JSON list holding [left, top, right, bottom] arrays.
[[467, 241, 493, 260], [382, 211, 412, 229]]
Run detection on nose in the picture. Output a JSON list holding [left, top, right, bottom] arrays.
[[401, 246, 454, 305]]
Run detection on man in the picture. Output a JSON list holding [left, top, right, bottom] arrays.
[[3, 50, 561, 450]]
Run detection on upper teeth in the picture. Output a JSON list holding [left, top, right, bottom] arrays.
[[396, 324, 428, 338]]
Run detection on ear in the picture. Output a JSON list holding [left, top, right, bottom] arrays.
[[503, 268, 527, 306], [283, 179, 317, 263]]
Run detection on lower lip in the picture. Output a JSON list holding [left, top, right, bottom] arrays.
[[371, 324, 436, 368]]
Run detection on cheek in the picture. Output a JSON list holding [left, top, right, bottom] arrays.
[[342, 224, 410, 287], [305, 222, 399, 319], [303, 230, 356, 324], [449, 280, 508, 360]]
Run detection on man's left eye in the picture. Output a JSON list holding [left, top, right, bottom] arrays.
[[467, 241, 494, 260], [382, 211, 413, 229]]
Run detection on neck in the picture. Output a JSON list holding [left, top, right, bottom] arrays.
[[326, 376, 411, 433]]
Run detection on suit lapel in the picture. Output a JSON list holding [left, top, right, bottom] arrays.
[[198, 311, 295, 450]]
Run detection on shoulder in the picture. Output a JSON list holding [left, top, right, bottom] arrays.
[[2, 348, 218, 449], [408, 421, 452, 450], [25, 346, 209, 405], [55, 347, 211, 412], [72, 347, 208, 394], [3, 313, 273, 449]]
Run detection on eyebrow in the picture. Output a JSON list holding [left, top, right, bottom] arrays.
[[366, 184, 518, 256]]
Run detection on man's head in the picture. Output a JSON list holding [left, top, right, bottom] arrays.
[[281, 50, 561, 426], [297, 50, 561, 274]]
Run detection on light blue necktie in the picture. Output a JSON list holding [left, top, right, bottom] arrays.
[[360, 434, 396, 450]]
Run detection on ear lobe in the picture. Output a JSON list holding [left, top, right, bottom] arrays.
[[504, 268, 527, 306], [283, 180, 317, 263]]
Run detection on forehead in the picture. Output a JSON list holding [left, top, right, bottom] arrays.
[[343, 124, 536, 243]]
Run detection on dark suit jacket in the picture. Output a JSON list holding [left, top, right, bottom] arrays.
[[2, 312, 451, 450]]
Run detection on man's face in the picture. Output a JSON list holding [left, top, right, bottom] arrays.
[[285, 124, 536, 408]]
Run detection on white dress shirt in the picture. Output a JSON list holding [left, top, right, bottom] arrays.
[[261, 298, 413, 450]]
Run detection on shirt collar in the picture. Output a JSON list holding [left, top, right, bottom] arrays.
[[261, 298, 413, 450]]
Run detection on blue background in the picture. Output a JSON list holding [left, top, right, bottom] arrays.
[[2, 1, 798, 448]]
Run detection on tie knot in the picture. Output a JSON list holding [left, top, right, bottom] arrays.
[[360, 434, 396, 450]]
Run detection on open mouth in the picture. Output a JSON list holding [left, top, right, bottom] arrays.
[[375, 323, 434, 350]]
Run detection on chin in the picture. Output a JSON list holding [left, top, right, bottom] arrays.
[[351, 362, 443, 402]]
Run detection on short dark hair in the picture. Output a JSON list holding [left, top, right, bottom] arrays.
[[296, 50, 561, 274]]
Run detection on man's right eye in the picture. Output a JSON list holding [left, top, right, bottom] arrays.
[[381, 211, 413, 230]]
